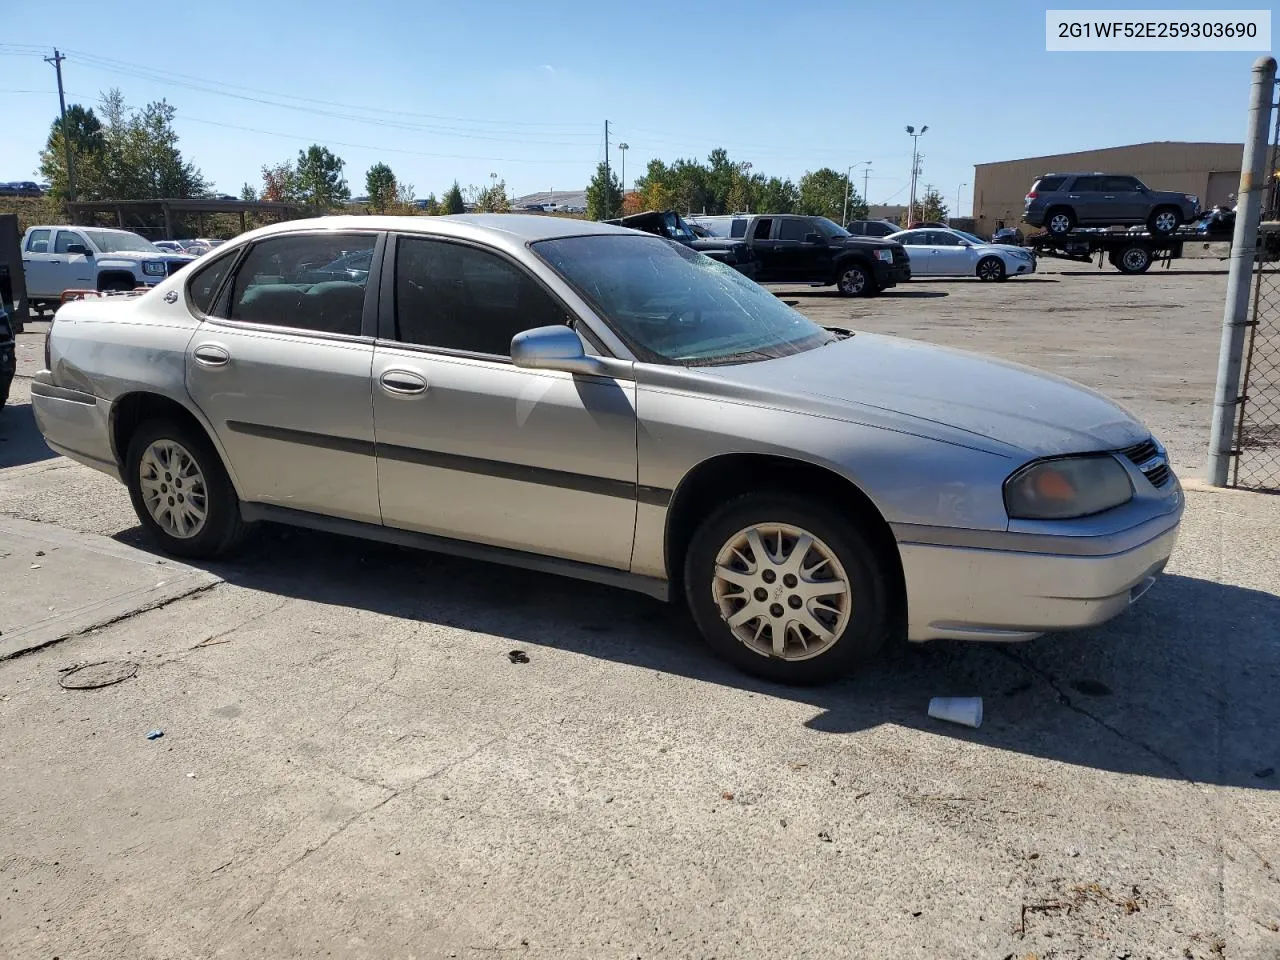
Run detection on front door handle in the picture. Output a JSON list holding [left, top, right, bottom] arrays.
[[193, 344, 230, 367], [379, 369, 428, 396]]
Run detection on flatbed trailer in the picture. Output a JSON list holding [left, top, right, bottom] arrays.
[[1024, 226, 1229, 274]]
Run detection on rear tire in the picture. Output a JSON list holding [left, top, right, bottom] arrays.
[[1115, 244, 1153, 274], [1147, 206, 1181, 236], [835, 261, 875, 297], [684, 493, 889, 685], [125, 417, 250, 559], [1046, 208, 1075, 237], [977, 256, 1006, 282]]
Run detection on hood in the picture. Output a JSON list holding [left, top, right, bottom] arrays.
[[832, 236, 898, 250], [697, 333, 1147, 457], [690, 237, 743, 251]]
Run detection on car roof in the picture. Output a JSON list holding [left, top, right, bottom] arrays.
[[243, 213, 634, 244]]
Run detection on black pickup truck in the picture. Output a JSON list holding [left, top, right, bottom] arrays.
[[687, 213, 910, 296], [605, 210, 757, 277]]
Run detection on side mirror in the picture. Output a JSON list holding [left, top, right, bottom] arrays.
[[804, 232, 824, 244], [959, 240, 972, 248], [511, 325, 607, 376], [66, 243, 91, 256]]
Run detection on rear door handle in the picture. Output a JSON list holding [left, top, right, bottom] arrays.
[[379, 369, 428, 395], [193, 344, 230, 367]]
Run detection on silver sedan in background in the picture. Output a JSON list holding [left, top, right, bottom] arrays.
[[31, 215, 1178, 685], [887, 226, 1037, 280]]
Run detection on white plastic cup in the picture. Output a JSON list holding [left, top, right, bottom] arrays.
[[928, 696, 983, 729]]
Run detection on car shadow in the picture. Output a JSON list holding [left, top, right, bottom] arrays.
[[112, 522, 1280, 792], [1054, 268, 1228, 277], [0, 401, 56, 469]]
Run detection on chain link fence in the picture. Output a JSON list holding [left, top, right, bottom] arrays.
[[1232, 226, 1280, 491]]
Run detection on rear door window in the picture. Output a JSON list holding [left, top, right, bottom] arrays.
[[25, 229, 51, 253], [1072, 176, 1105, 191], [752, 218, 774, 240], [777, 219, 811, 241]]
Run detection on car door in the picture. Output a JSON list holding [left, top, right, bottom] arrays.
[[746, 217, 779, 280], [184, 231, 383, 524], [53, 230, 97, 291], [926, 231, 975, 276], [771, 217, 827, 281], [371, 234, 638, 569], [1069, 176, 1106, 224], [1101, 176, 1147, 222], [20, 229, 57, 297], [893, 231, 933, 275]]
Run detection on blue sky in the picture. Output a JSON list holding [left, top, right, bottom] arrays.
[[2, 0, 1272, 212]]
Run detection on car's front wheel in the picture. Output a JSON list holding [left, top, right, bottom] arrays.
[[125, 417, 250, 559], [685, 493, 889, 685], [836, 262, 875, 297], [1046, 208, 1075, 237], [1147, 207, 1181, 236], [977, 256, 1006, 282]]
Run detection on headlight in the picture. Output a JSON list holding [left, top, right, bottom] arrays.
[[142, 261, 167, 276], [1010, 249, 1032, 260], [1185, 195, 1199, 204], [1004, 456, 1133, 520], [873, 249, 894, 263]]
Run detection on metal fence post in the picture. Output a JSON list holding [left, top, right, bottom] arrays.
[[1207, 55, 1278, 487]]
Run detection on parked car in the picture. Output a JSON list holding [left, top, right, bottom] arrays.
[[688, 214, 909, 296], [991, 226, 1024, 246], [0, 181, 43, 197], [844, 219, 900, 238], [885, 227, 1036, 281], [604, 210, 757, 277], [0, 300, 14, 409], [153, 241, 185, 253], [1024, 173, 1200, 238], [20, 226, 196, 309], [29, 214, 1182, 684]]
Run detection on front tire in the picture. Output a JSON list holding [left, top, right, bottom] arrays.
[[836, 262, 876, 297], [125, 418, 250, 559], [977, 256, 1006, 282], [1046, 208, 1075, 237], [1148, 206, 1180, 236], [684, 493, 889, 685]]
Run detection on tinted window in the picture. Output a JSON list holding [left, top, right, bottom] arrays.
[[729, 219, 747, 238], [777, 219, 811, 242], [752, 218, 774, 240], [394, 237, 569, 356], [228, 233, 375, 336], [896, 231, 926, 245], [1072, 176, 1104, 191], [1101, 176, 1140, 191], [26, 229, 50, 253], [845, 222, 866, 235], [1033, 176, 1067, 192], [187, 250, 238, 316], [928, 231, 962, 246], [54, 231, 87, 254]]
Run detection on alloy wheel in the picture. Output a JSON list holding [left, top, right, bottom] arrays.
[[138, 439, 208, 539], [1154, 210, 1177, 233], [978, 258, 1003, 280], [1049, 213, 1071, 234], [839, 266, 866, 295], [711, 523, 852, 661]]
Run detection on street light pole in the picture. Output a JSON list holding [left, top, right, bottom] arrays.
[[618, 142, 629, 199], [905, 124, 927, 225], [843, 161, 872, 226], [954, 182, 967, 223]]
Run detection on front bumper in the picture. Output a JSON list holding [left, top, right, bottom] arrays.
[[1010, 255, 1036, 275], [897, 507, 1181, 643], [875, 262, 911, 289]]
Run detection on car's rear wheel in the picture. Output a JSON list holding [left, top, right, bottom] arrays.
[[836, 262, 875, 297], [125, 417, 250, 559], [977, 256, 1006, 282], [1148, 206, 1181, 236], [1046, 208, 1075, 237], [1115, 244, 1153, 274], [685, 493, 889, 685]]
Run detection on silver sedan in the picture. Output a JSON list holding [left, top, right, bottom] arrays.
[[30, 215, 1180, 684], [886, 226, 1037, 280]]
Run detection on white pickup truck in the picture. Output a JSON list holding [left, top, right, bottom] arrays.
[[21, 225, 195, 310]]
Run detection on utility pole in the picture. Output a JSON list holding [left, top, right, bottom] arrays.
[[618, 143, 629, 199], [863, 166, 872, 214], [905, 124, 927, 225], [46, 48, 77, 203], [842, 161, 872, 226], [603, 120, 611, 220]]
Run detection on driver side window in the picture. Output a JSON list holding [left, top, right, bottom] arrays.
[[54, 231, 87, 254]]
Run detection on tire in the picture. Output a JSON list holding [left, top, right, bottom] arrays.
[[125, 417, 250, 559], [977, 256, 1006, 282], [835, 261, 875, 297], [684, 493, 890, 685], [1147, 207, 1180, 236], [1045, 208, 1075, 237], [1115, 244, 1153, 274]]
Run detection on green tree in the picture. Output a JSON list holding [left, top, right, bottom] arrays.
[[473, 177, 510, 213], [419, 192, 441, 215], [38, 104, 107, 201], [365, 162, 397, 212], [912, 186, 949, 224], [443, 181, 466, 214], [240, 182, 258, 202], [260, 161, 299, 202], [634, 159, 674, 212], [586, 162, 623, 220], [754, 176, 798, 214], [797, 167, 850, 221], [294, 145, 349, 209]]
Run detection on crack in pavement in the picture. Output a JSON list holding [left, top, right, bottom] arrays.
[[240, 734, 503, 923], [995, 646, 1195, 782]]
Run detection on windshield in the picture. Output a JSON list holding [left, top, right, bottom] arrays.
[[534, 235, 835, 366], [663, 213, 696, 242], [812, 217, 850, 239], [954, 229, 986, 244], [84, 229, 161, 254]]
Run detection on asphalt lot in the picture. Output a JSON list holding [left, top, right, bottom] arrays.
[[2, 263, 1279, 960]]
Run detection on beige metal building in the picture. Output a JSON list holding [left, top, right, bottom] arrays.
[[972, 142, 1247, 232]]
